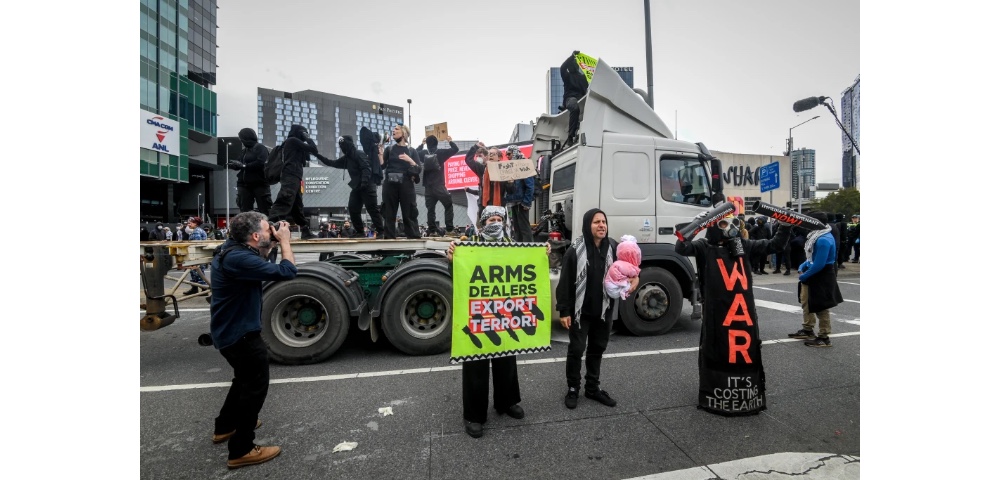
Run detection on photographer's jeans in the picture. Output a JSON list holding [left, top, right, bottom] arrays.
[[215, 332, 270, 459]]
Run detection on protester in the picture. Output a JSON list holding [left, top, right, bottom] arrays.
[[164, 225, 174, 241], [503, 145, 535, 242], [559, 51, 589, 146], [341, 221, 357, 238], [317, 135, 385, 238], [140, 225, 151, 242], [154, 222, 167, 240], [557, 208, 635, 409], [269, 124, 318, 239], [208, 212, 296, 468], [464, 142, 507, 225], [788, 212, 844, 348], [378, 125, 422, 239], [847, 214, 860, 262], [418, 135, 460, 236], [183, 216, 209, 295], [749, 217, 770, 275], [675, 209, 790, 415], [229, 128, 273, 214]]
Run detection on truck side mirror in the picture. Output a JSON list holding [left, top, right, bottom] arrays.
[[711, 158, 723, 194]]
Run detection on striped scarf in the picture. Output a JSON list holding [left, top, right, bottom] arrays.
[[572, 236, 613, 325]]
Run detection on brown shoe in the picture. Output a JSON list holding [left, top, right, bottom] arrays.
[[212, 419, 262, 444], [227, 445, 281, 469]]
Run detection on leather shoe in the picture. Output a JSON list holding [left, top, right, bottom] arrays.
[[464, 420, 484, 438], [227, 445, 281, 469], [499, 404, 525, 419], [585, 389, 618, 407], [213, 419, 262, 444]]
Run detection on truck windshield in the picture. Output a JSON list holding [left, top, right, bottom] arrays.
[[660, 157, 710, 205]]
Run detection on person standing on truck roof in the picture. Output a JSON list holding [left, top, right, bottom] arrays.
[[228, 128, 273, 215], [418, 135, 460, 237], [464, 142, 506, 225], [503, 145, 536, 243], [378, 124, 423, 239], [446, 206, 552, 438], [315, 135, 385, 239], [558, 208, 636, 410], [268, 124, 318, 240], [560, 51, 589, 147], [208, 212, 297, 469]]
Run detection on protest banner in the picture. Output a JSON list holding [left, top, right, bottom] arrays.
[[424, 122, 448, 141], [486, 158, 537, 182], [450, 243, 551, 364], [575, 52, 598, 83]]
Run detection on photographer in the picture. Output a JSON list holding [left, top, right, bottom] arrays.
[[208, 212, 297, 469], [377, 124, 422, 239], [417, 135, 459, 236], [229, 128, 273, 214]]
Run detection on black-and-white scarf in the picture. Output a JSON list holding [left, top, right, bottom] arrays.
[[804, 225, 832, 260], [571, 236, 613, 325]]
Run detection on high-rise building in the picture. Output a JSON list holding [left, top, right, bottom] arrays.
[[139, 0, 220, 222], [257, 88, 404, 164], [840, 75, 860, 189], [545, 66, 634, 114], [790, 148, 816, 200]]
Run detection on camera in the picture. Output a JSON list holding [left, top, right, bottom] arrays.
[[268, 222, 280, 241]]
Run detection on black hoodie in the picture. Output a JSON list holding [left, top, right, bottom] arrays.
[[315, 136, 373, 189], [417, 136, 458, 188], [556, 208, 617, 319], [560, 53, 589, 102], [281, 124, 319, 180], [236, 128, 269, 186]]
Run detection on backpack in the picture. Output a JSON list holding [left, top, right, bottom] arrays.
[[264, 143, 285, 185], [359, 127, 383, 185], [423, 151, 440, 172]]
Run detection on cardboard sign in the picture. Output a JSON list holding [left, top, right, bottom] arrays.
[[450, 243, 552, 364], [424, 122, 448, 141], [487, 158, 537, 182], [575, 52, 598, 83]]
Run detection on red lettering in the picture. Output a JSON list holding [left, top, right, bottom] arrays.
[[716, 257, 748, 291], [728, 330, 752, 363], [722, 293, 753, 326]]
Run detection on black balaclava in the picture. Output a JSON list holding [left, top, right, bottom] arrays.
[[706, 224, 725, 244], [238, 128, 258, 148], [339, 135, 357, 157], [289, 124, 309, 141], [809, 211, 829, 224], [426, 135, 439, 152], [581, 208, 608, 258]]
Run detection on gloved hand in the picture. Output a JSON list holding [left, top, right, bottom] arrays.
[[227, 160, 245, 170], [359, 174, 370, 190]]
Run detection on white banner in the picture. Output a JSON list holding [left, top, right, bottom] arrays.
[[140, 110, 180, 155]]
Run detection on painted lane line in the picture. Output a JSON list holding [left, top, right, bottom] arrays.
[[843, 299, 860, 303], [753, 286, 790, 293], [838, 281, 860, 285], [755, 299, 801, 313], [140, 333, 860, 393]]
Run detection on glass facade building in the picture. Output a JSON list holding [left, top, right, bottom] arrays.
[[140, 0, 219, 221], [840, 75, 860, 189], [790, 148, 816, 200], [545, 66, 634, 114]]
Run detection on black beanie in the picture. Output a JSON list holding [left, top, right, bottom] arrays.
[[426, 135, 439, 150], [808, 211, 828, 223]]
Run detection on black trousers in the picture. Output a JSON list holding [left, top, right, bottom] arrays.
[[564, 97, 581, 141], [382, 178, 420, 239], [215, 332, 270, 459], [349, 184, 384, 236], [236, 183, 273, 214], [462, 355, 521, 424], [424, 183, 454, 231], [509, 205, 533, 242], [268, 176, 308, 227], [566, 314, 612, 392], [852, 243, 860, 261]]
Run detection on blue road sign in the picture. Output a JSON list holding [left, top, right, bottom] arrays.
[[760, 161, 780, 193]]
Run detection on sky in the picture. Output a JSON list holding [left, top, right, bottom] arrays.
[[215, 0, 859, 185]]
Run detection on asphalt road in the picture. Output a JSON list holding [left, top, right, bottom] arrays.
[[139, 263, 861, 479]]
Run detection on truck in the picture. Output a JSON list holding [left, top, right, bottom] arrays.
[[139, 57, 724, 364]]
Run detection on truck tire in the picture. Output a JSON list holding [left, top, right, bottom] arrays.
[[380, 271, 452, 355], [619, 267, 683, 336], [261, 277, 351, 365]]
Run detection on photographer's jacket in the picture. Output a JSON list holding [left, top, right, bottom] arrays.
[[209, 240, 297, 350]]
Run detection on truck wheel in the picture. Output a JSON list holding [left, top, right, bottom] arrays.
[[619, 267, 683, 336], [381, 271, 452, 355], [261, 277, 350, 365]]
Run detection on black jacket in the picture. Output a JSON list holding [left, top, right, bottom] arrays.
[[560, 54, 589, 102], [418, 141, 458, 187], [318, 140, 372, 189], [383, 143, 422, 178], [281, 125, 318, 181], [237, 143, 269, 185], [675, 225, 791, 293], [556, 208, 619, 319]]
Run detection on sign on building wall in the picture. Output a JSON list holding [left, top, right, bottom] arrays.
[[140, 110, 180, 155]]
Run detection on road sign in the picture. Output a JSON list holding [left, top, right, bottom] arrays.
[[760, 161, 780, 193]]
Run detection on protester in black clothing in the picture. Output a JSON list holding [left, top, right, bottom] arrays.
[[315, 135, 385, 238], [269, 124, 318, 239], [825, 212, 843, 274], [341, 221, 357, 238], [229, 128, 273, 214], [560, 51, 589, 146], [418, 135, 459, 236], [749, 217, 771, 275], [557, 208, 633, 410], [140, 226, 151, 241], [209, 212, 297, 469], [834, 213, 849, 268], [847, 214, 860, 262], [787, 227, 808, 270], [378, 125, 422, 239]]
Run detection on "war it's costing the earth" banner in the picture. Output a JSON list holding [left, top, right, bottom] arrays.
[[450, 243, 551, 364]]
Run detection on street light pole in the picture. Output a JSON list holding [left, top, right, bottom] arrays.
[[407, 99, 412, 143], [225, 141, 232, 229], [787, 115, 820, 213], [643, 0, 654, 108], [197, 193, 202, 220]]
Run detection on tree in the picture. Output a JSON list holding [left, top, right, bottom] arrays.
[[814, 188, 860, 217]]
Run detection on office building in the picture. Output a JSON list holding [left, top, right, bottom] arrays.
[[840, 75, 860, 189], [790, 148, 816, 200], [545, 66, 634, 114], [140, 0, 221, 223]]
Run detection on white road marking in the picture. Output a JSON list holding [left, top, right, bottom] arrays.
[[753, 286, 789, 293], [843, 299, 860, 304], [755, 299, 801, 313], [838, 281, 860, 285], [139, 308, 211, 314], [139, 332, 860, 393]]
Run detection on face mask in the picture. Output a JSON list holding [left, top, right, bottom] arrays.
[[480, 222, 505, 240], [185, 226, 194, 234]]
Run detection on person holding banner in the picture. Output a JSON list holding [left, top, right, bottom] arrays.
[[674, 209, 790, 416], [557, 208, 634, 409], [445, 206, 552, 438], [560, 51, 589, 147], [417, 135, 459, 236], [464, 142, 507, 220]]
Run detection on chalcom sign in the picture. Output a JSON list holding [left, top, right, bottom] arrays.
[[140, 110, 180, 155], [450, 243, 551, 364], [699, 255, 766, 415]]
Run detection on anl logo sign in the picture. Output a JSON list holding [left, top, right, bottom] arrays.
[[140, 110, 180, 155]]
